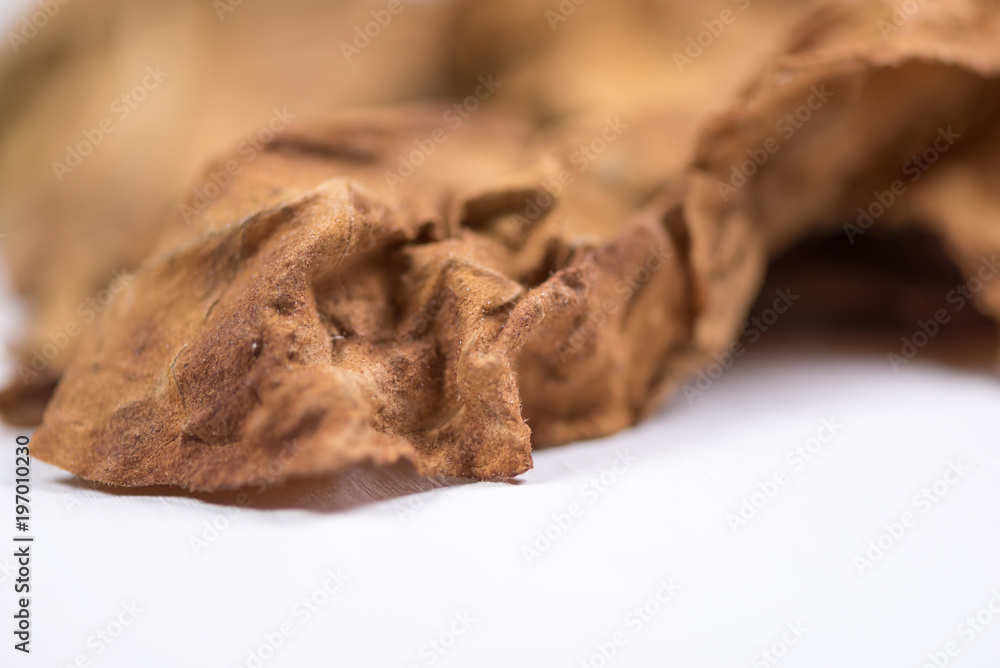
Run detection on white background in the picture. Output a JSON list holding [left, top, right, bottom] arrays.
[[2, 1, 1000, 667]]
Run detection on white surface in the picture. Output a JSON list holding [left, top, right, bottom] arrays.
[[2, 1, 1000, 667], [1, 342, 999, 668]]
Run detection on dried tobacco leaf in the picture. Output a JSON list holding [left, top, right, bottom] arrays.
[[0, 0, 822, 424], [445, 0, 825, 124], [22, 0, 1000, 492], [689, 0, 1000, 327], [0, 0, 454, 423], [32, 107, 748, 490]]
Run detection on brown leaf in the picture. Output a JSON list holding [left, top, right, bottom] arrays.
[[33, 107, 736, 490]]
